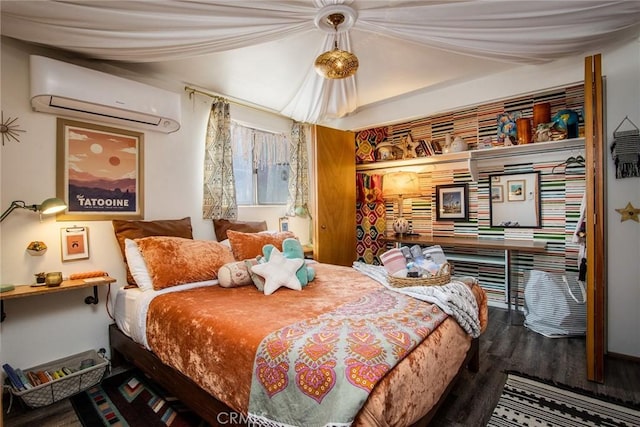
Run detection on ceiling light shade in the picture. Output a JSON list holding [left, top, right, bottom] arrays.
[[314, 13, 359, 80]]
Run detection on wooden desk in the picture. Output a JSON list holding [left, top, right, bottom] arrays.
[[0, 276, 116, 321], [382, 234, 547, 253], [382, 234, 547, 317]]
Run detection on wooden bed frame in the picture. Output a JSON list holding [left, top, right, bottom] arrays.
[[109, 323, 479, 427]]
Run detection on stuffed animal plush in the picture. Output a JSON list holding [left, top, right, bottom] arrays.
[[252, 248, 303, 296], [262, 238, 315, 286]]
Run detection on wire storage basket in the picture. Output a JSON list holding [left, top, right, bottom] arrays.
[[388, 262, 451, 288], [8, 349, 108, 408]]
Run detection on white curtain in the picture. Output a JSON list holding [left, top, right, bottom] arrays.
[[4, 1, 640, 123], [230, 123, 289, 170]]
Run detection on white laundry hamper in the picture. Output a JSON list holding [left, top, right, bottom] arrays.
[[523, 270, 587, 338]]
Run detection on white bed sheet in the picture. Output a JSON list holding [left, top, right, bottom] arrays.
[[114, 280, 218, 349]]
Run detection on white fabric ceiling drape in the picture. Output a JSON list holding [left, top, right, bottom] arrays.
[[3, 1, 640, 123]]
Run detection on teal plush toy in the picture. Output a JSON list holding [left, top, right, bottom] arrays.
[[262, 238, 315, 287]]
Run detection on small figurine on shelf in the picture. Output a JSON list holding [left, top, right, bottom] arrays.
[[34, 272, 46, 284]]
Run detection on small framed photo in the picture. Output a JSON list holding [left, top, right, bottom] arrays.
[[507, 180, 526, 201], [491, 185, 504, 203], [435, 183, 469, 222], [278, 216, 289, 232], [61, 226, 89, 261]]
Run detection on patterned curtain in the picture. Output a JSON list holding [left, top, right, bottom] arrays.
[[286, 122, 310, 218], [356, 173, 386, 265], [203, 100, 237, 219]]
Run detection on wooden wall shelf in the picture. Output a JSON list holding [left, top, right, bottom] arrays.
[[0, 276, 116, 321]]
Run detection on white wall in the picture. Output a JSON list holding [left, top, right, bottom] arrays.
[[0, 38, 307, 368], [601, 39, 640, 358]]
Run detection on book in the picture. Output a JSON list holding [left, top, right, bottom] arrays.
[[15, 369, 33, 389], [35, 370, 50, 384], [80, 358, 95, 370], [0, 284, 15, 293], [26, 371, 41, 386], [2, 363, 25, 390]]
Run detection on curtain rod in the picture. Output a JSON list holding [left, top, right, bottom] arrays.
[[184, 85, 283, 117]]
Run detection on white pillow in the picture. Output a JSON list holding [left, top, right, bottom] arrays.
[[124, 238, 153, 291]]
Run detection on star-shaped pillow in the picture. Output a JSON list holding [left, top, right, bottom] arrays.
[[250, 248, 304, 295]]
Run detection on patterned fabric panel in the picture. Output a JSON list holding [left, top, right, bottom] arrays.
[[355, 127, 387, 163], [356, 172, 386, 264], [248, 289, 448, 426]]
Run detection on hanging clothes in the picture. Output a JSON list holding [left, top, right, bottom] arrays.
[[573, 191, 587, 273]]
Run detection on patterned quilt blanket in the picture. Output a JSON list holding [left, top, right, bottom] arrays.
[[352, 261, 482, 338], [247, 288, 448, 427]]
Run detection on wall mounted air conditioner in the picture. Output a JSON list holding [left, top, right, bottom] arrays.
[[30, 55, 181, 133]]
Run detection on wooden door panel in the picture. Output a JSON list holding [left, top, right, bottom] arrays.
[[313, 125, 356, 266], [585, 54, 605, 383]]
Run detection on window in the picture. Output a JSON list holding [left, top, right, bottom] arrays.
[[231, 122, 290, 205]]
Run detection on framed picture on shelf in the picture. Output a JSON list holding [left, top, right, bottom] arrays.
[[415, 140, 430, 157], [491, 185, 504, 203], [60, 226, 89, 261], [279, 217, 289, 232], [56, 118, 144, 221], [435, 183, 468, 221], [507, 180, 526, 201]]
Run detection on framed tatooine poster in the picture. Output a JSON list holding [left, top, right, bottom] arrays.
[[56, 119, 144, 220]]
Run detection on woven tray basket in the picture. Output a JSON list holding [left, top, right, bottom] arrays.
[[388, 262, 451, 288]]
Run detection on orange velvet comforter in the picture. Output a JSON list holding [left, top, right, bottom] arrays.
[[145, 263, 487, 426]]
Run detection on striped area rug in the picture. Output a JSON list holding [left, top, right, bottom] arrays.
[[488, 373, 640, 426]]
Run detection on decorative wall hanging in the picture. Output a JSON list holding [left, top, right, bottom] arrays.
[[57, 118, 144, 220], [0, 111, 25, 145], [610, 116, 640, 178], [614, 202, 640, 222], [26, 241, 47, 256], [435, 183, 468, 222], [507, 179, 526, 202], [355, 127, 387, 163], [61, 226, 90, 261]]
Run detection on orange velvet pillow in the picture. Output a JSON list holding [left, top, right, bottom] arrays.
[[226, 230, 295, 260], [135, 236, 234, 290]]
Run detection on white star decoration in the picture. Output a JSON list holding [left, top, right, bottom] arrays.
[[251, 248, 304, 296]]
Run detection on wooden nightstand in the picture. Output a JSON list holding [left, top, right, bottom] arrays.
[[0, 276, 116, 322]]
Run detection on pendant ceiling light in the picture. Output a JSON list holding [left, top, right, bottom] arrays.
[[314, 12, 359, 79]]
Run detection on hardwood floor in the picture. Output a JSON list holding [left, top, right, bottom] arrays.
[[430, 308, 640, 426], [3, 307, 640, 427]]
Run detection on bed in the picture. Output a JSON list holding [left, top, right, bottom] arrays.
[[108, 219, 488, 426]]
